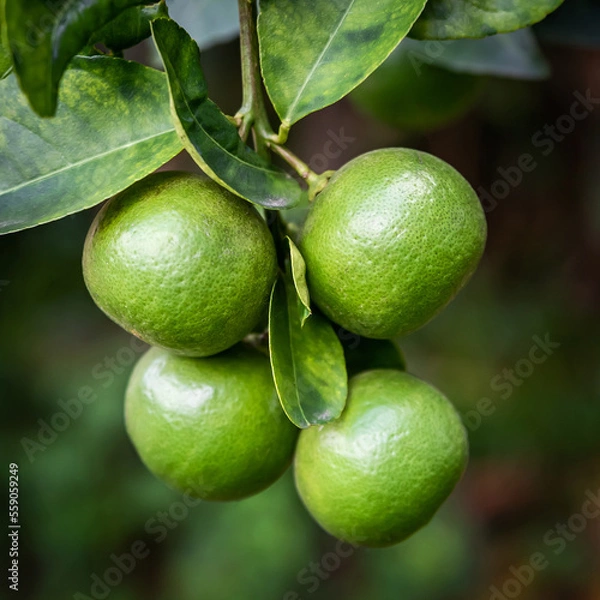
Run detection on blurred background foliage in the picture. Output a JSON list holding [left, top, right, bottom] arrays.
[[1, 5, 599, 599]]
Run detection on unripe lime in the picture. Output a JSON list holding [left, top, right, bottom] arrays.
[[350, 42, 482, 131], [125, 345, 298, 501], [83, 172, 277, 357], [301, 148, 486, 339], [294, 370, 468, 547]]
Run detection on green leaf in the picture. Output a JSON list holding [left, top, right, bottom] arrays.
[[90, 1, 168, 52], [410, 0, 565, 40], [5, 0, 152, 117], [340, 335, 406, 378], [0, 56, 182, 235], [268, 272, 347, 429], [258, 0, 428, 126], [152, 18, 304, 210], [535, 0, 600, 48], [404, 29, 550, 80], [0, 47, 8, 78], [0, 0, 11, 78], [286, 237, 311, 326], [168, 0, 240, 51]]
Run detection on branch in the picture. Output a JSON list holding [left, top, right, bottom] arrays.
[[237, 0, 272, 157]]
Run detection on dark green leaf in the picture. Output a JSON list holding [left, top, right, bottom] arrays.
[[410, 0, 565, 40], [0, 48, 8, 78], [269, 273, 347, 428], [287, 237, 311, 325], [340, 334, 406, 378], [168, 0, 239, 51], [90, 1, 168, 52], [258, 0, 428, 126], [0, 56, 182, 235], [152, 18, 303, 209], [535, 0, 600, 48], [404, 30, 550, 80], [0, 0, 11, 78], [5, 0, 154, 117]]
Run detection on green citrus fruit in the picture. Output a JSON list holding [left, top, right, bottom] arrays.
[[350, 41, 482, 132], [301, 148, 487, 339], [83, 171, 277, 357], [125, 344, 298, 501], [294, 369, 468, 547]]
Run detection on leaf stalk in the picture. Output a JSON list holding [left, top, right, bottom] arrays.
[[236, 0, 333, 196]]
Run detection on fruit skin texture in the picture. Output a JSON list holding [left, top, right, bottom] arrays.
[[125, 345, 298, 501], [294, 369, 468, 547], [301, 148, 487, 339], [350, 42, 482, 132], [83, 171, 277, 357]]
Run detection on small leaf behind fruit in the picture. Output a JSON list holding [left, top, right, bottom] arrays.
[[258, 0, 429, 125], [404, 29, 550, 80], [287, 237, 311, 326], [5, 0, 153, 116], [0, 56, 182, 235], [151, 18, 304, 210], [410, 0, 565, 40], [269, 273, 347, 429]]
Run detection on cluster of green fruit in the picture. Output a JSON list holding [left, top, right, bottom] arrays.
[[83, 147, 486, 547]]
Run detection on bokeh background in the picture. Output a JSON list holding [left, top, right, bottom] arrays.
[[1, 3, 599, 599]]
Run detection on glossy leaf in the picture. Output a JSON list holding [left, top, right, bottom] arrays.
[[152, 18, 303, 209], [287, 237, 311, 326], [410, 0, 565, 40], [269, 273, 347, 429], [258, 0, 428, 126], [403, 29, 550, 80], [340, 335, 406, 378], [5, 0, 154, 117], [0, 56, 182, 235], [90, 1, 168, 51], [535, 0, 600, 48], [168, 0, 239, 50]]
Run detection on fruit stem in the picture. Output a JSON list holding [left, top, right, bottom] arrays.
[[237, 0, 272, 158], [269, 144, 314, 181], [270, 144, 334, 200]]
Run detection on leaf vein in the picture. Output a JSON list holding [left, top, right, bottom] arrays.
[[0, 128, 175, 196], [285, 282, 309, 426], [285, 0, 356, 121]]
